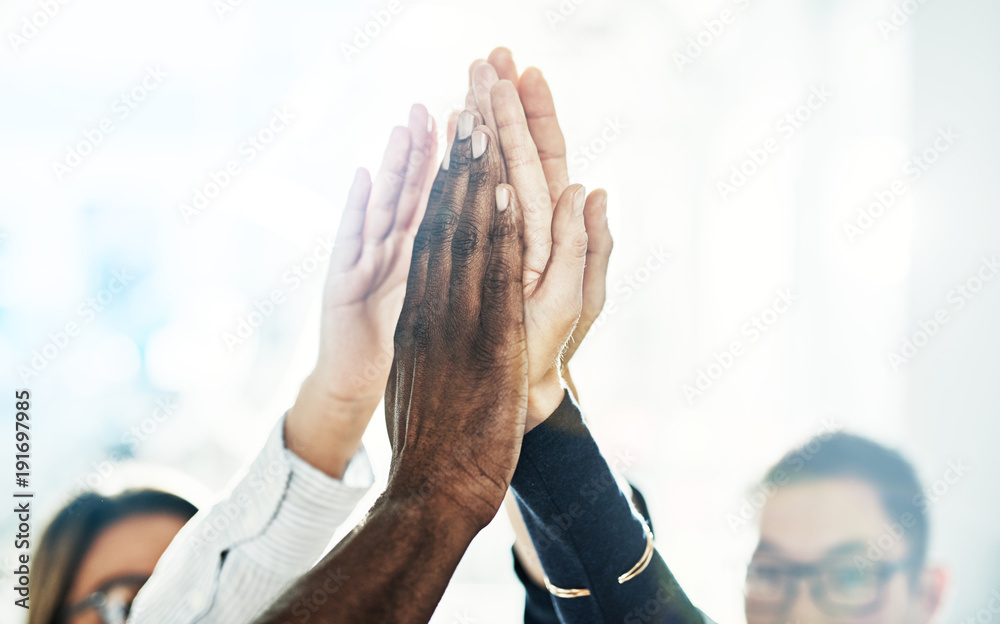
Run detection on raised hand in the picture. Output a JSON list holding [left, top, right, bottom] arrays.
[[457, 49, 614, 428], [286, 104, 438, 478], [386, 112, 527, 527], [255, 110, 527, 624]]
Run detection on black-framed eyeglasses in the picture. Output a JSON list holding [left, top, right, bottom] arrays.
[[60, 574, 149, 624], [745, 556, 914, 617]]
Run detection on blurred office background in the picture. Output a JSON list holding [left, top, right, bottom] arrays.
[[1, 0, 998, 621]]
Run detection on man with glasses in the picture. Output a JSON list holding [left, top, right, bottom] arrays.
[[745, 433, 947, 624]]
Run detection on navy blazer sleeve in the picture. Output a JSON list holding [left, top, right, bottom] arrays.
[[510, 391, 705, 623]]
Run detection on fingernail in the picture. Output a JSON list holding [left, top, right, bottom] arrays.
[[457, 111, 474, 140], [472, 131, 487, 159], [442, 140, 453, 170], [574, 186, 586, 215], [427, 114, 435, 133], [496, 186, 510, 211]]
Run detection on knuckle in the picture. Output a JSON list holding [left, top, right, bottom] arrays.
[[412, 227, 431, 255], [410, 311, 433, 350], [451, 220, 481, 261], [483, 265, 512, 301], [429, 206, 460, 239]]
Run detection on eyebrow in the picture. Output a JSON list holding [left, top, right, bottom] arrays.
[[90, 573, 150, 596], [752, 539, 870, 560]]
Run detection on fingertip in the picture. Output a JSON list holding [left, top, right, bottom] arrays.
[[496, 185, 511, 211], [346, 167, 372, 209], [487, 47, 518, 81], [586, 188, 608, 212], [410, 103, 428, 122], [457, 110, 477, 141], [520, 66, 545, 87], [408, 104, 429, 136], [561, 183, 585, 215], [468, 58, 487, 84], [473, 62, 500, 84], [472, 129, 489, 159]]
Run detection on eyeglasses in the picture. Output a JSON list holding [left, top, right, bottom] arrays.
[[745, 557, 913, 617], [61, 574, 148, 624]]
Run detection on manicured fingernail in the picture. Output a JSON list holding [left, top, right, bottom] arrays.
[[442, 140, 453, 170], [472, 131, 487, 159], [427, 114, 435, 133], [496, 186, 510, 211], [457, 111, 474, 140]]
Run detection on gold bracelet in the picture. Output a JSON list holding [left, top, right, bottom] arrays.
[[543, 576, 592, 598], [617, 526, 655, 584]]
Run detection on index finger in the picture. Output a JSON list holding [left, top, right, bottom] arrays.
[[518, 68, 569, 209], [491, 79, 552, 284]]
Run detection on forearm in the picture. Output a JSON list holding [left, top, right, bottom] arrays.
[[285, 372, 372, 479], [511, 391, 703, 623], [252, 493, 480, 624], [130, 416, 372, 623]]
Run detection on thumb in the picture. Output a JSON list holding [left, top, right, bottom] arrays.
[[534, 184, 587, 321]]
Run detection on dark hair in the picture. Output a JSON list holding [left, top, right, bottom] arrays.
[[29, 489, 198, 624], [763, 432, 928, 574]]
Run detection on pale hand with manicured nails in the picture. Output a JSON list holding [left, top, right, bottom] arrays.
[[462, 48, 615, 428]]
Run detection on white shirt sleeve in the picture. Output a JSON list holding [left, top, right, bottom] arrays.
[[128, 415, 374, 623]]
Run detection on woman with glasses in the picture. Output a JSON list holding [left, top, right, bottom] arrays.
[[29, 490, 197, 624]]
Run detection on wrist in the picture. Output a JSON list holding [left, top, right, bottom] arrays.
[[384, 475, 487, 537], [526, 371, 566, 431], [285, 372, 376, 479]]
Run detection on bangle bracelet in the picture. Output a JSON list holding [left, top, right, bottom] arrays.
[[617, 526, 655, 584], [543, 576, 591, 599]]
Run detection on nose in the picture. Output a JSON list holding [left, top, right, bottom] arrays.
[[785, 577, 828, 624]]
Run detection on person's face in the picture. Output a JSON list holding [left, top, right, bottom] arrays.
[[744, 478, 942, 624], [63, 513, 186, 624]]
